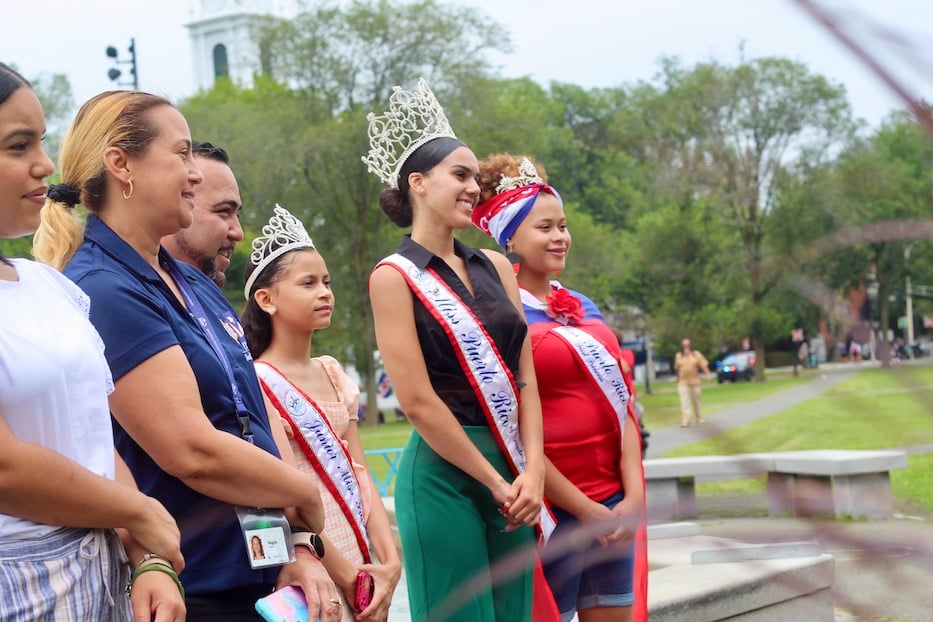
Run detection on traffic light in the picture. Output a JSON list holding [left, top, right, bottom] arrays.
[[105, 38, 138, 90]]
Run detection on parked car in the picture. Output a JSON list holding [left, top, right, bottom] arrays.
[[910, 338, 933, 358], [716, 350, 756, 383]]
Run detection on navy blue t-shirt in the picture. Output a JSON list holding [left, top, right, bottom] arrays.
[[65, 215, 280, 594]]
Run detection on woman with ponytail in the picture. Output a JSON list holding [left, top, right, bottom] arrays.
[[37, 90, 343, 622]]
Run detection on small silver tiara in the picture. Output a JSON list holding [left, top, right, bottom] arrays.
[[496, 157, 544, 194], [362, 78, 458, 188], [244, 204, 315, 299]]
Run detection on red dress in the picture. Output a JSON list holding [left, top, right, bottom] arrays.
[[524, 285, 648, 621]]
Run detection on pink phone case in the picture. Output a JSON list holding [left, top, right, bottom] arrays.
[[354, 571, 375, 611], [255, 585, 318, 622]]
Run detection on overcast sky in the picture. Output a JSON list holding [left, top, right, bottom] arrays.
[[2, 0, 932, 129]]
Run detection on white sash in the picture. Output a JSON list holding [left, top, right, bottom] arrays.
[[379, 253, 556, 539], [255, 361, 371, 562], [551, 326, 630, 439]]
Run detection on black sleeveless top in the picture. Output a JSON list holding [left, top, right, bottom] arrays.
[[393, 236, 527, 426]]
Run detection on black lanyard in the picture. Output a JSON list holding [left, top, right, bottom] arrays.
[[162, 254, 254, 444]]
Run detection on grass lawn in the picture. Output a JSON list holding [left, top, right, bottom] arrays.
[[359, 420, 413, 496], [665, 365, 933, 515], [357, 366, 933, 514], [638, 372, 812, 429]]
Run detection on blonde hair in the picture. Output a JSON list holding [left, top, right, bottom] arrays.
[[33, 90, 172, 269]]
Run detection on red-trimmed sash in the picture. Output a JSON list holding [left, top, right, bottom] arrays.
[[255, 360, 372, 563], [378, 253, 556, 539], [522, 288, 648, 622], [551, 326, 630, 441]]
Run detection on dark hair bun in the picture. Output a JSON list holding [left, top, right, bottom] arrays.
[[379, 188, 413, 228]]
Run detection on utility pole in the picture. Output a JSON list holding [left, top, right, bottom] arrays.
[[906, 243, 916, 358], [106, 38, 138, 90]]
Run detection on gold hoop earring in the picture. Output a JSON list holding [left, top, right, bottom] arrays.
[[123, 179, 134, 200]]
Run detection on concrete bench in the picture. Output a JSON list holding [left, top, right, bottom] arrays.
[[766, 449, 908, 519], [644, 450, 907, 522], [644, 454, 774, 521]]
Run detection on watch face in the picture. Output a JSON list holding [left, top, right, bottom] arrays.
[[310, 533, 325, 559]]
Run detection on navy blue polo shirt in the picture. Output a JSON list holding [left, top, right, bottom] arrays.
[[65, 215, 280, 594]]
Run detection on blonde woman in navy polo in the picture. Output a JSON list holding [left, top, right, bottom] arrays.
[[34, 91, 342, 622]]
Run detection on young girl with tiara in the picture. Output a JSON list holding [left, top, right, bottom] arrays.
[[242, 205, 401, 621]]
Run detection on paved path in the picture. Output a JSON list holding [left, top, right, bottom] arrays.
[[647, 366, 859, 456]]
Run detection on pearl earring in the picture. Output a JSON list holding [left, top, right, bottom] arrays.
[[268, 307, 277, 315]]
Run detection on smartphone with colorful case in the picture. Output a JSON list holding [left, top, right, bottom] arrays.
[[255, 585, 319, 622]]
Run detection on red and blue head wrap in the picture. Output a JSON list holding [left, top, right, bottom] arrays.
[[471, 182, 562, 249]]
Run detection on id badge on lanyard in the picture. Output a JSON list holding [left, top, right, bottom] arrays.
[[162, 255, 294, 569], [235, 506, 296, 569]]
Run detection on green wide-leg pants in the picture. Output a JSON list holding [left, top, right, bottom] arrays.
[[395, 427, 535, 622]]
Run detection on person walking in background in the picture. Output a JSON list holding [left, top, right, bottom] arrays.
[[674, 338, 712, 427], [33, 89, 342, 622], [0, 63, 183, 621], [161, 140, 243, 287], [364, 79, 548, 621], [241, 205, 401, 621], [473, 153, 647, 622]]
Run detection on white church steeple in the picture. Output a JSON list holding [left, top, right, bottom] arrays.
[[186, 0, 295, 92]]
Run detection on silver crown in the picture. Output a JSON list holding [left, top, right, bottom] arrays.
[[244, 204, 315, 299], [362, 78, 458, 188], [496, 157, 543, 194]]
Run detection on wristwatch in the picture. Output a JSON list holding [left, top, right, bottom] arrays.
[[290, 526, 325, 559]]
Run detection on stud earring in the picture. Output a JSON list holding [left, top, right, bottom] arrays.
[[123, 179, 134, 200], [268, 307, 277, 316]]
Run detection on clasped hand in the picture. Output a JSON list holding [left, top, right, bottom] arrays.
[[491, 469, 544, 530]]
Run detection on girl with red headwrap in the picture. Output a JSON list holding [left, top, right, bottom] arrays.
[[473, 154, 648, 622]]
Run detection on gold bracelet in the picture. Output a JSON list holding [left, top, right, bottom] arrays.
[[135, 552, 173, 570]]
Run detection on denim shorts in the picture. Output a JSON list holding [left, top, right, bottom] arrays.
[[0, 527, 131, 622], [541, 491, 634, 621]]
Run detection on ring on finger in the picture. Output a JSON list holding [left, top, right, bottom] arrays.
[[329, 597, 341, 604]]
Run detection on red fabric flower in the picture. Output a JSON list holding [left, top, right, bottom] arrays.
[[546, 288, 584, 324]]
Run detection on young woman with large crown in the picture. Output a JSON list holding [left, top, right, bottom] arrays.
[[363, 79, 555, 621]]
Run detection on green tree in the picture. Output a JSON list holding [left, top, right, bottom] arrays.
[[253, 0, 511, 113], [31, 71, 74, 159], [184, 0, 514, 422], [813, 114, 933, 362], [619, 55, 855, 376]]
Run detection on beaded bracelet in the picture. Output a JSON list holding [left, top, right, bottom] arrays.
[[129, 562, 185, 599]]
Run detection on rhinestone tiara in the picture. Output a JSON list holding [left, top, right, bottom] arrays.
[[244, 204, 315, 299], [362, 78, 458, 188], [496, 157, 544, 194]]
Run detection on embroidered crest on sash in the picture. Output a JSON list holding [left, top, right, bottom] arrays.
[[256, 361, 371, 561]]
